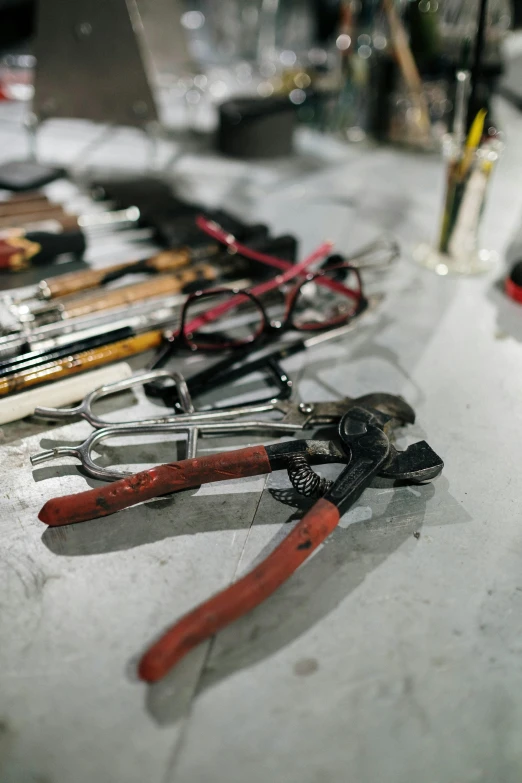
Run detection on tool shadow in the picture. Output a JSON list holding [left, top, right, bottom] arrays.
[[144, 474, 468, 726], [40, 480, 267, 556], [486, 278, 522, 343]]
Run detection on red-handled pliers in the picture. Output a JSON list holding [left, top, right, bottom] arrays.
[[38, 404, 443, 682]]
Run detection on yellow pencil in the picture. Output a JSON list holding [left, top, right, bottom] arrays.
[[459, 109, 487, 178]]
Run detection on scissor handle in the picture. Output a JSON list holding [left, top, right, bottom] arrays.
[[138, 497, 340, 682], [38, 445, 272, 527]]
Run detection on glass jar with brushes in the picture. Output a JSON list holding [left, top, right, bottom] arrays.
[[414, 108, 504, 275]]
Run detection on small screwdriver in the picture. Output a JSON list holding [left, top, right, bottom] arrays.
[[34, 223, 269, 299], [0, 207, 141, 271]]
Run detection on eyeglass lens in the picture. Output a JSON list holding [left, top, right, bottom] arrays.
[[183, 290, 266, 350], [291, 264, 362, 330]]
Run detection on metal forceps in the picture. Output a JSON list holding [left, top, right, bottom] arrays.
[[31, 370, 198, 480], [30, 368, 413, 482]]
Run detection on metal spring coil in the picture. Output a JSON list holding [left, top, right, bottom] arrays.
[[287, 454, 333, 499]]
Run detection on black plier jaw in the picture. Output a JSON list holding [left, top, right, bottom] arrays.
[[265, 406, 444, 508], [325, 406, 444, 515], [264, 439, 344, 471]]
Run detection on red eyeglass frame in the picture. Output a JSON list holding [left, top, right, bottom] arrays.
[[178, 261, 365, 351]]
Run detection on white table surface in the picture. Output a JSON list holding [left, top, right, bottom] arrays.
[[1, 93, 522, 783]]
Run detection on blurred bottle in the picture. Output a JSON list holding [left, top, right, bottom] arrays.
[[299, 1, 382, 141], [368, 0, 511, 146], [439, 0, 511, 63], [368, 0, 450, 147], [439, 0, 511, 129]]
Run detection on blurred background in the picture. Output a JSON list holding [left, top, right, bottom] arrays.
[[0, 0, 516, 149]]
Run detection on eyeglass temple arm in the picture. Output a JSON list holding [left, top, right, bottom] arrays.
[[146, 339, 305, 409]]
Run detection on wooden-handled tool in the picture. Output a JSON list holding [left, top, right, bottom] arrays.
[[0, 208, 142, 270], [0, 211, 105, 234], [36, 222, 272, 298], [0, 191, 49, 205], [50, 264, 218, 321], [0, 194, 51, 218], [0, 205, 71, 230], [38, 245, 217, 299], [0, 329, 163, 397]]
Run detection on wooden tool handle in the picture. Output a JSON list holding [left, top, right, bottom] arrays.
[[0, 206, 68, 230], [0, 195, 51, 218], [139, 498, 341, 681], [43, 249, 191, 298], [0, 330, 162, 397], [62, 266, 215, 319], [43, 262, 140, 298], [63, 273, 191, 318], [146, 248, 191, 273], [0, 191, 48, 205], [38, 445, 272, 526]]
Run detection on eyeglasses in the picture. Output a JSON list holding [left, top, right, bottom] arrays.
[[145, 220, 377, 406], [197, 215, 400, 274], [159, 261, 365, 355]]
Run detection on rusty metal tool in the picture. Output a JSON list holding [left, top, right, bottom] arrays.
[[37, 402, 443, 682]]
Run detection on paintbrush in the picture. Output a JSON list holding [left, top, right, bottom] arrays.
[[441, 109, 488, 254], [382, 0, 431, 142], [0, 330, 164, 397], [466, 0, 489, 132]]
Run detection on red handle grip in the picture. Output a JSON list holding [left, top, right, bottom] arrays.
[[138, 497, 341, 682], [38, 445, 272, 527], [0, 236, 36, 270]]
